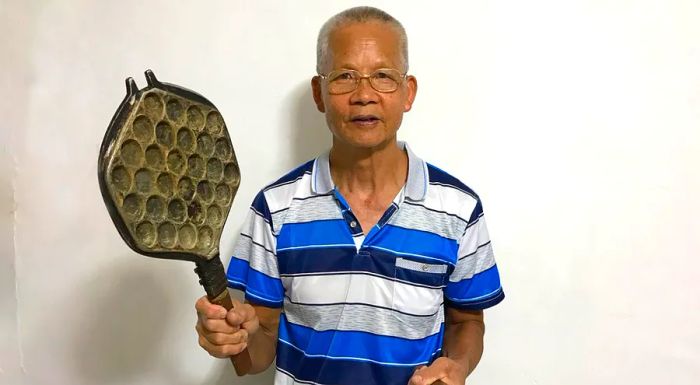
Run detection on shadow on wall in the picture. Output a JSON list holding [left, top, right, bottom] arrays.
[[288, 80, 331, 165], [204, 81, 329, 384], [73, 257, 178, 384]]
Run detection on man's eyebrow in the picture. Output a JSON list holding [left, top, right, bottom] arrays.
[[333, 61, 396, 71]]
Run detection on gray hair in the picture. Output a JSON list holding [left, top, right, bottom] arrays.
[[316, 6, 409, 74]]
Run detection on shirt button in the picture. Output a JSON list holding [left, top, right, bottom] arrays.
[[350, 220, 357, 228]]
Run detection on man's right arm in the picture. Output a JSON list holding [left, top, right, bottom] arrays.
[[195, 295, 281, 375]]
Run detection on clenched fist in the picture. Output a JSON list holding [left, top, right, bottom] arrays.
[[195, 296, 259, 358]]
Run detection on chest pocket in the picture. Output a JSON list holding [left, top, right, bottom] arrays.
[[394, 257, 448, 286], [391, 257, 448, 316]]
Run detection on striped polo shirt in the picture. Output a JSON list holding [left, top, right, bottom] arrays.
[[226, 142, 504, 385]]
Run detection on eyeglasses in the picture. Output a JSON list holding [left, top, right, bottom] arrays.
[[318, 68, 407, 94]]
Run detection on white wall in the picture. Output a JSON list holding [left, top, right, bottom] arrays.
[[2, 0, 699, 384]]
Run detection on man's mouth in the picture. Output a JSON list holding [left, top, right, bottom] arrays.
[[350, 115, 380, 124]]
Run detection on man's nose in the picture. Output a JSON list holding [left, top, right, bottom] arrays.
[[349, 77, 379, 104]]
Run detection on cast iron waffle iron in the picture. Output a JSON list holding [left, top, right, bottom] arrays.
[[98, 70, 251, 375]]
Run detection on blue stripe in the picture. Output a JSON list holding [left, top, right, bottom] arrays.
[[251, 192, 272, 222], [426, 163, 479, 199], [469, 199, 484, 224], [276, 343, 425, 385], [369, 224, 458, 265], [278, 247, 448, 288], [277, 246, 358, 275], [277, 314, 443, 364], [445, 264, 502, 305], [276, 220, 354, 250], [226, 257, 284, 307]]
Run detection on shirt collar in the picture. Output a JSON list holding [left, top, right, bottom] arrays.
[[311, 141, 428, 201]]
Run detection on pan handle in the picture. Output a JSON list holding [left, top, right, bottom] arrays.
[[195, 256, 253, 376]]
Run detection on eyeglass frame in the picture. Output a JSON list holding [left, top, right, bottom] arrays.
[[317, 68, 409, 94]]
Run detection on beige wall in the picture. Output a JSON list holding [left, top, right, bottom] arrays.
[[2, 0, 699, 384]]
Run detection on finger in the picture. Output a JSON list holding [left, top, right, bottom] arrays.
[[197, 333, 248, 358], [226, 302, 253, 327], [199, 325, 249, 346], [195, 296, 227, 319], [408, 364, 447, 385], [199, 316, 238, 334], [238, 304, 260, 333]]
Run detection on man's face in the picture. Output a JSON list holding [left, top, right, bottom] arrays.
[[312, 21, 417, 151]]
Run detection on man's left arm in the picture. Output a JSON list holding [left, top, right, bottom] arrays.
[[408, 308, 485, 385]]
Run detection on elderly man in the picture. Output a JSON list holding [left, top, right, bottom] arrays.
[[195, 6, 504, 385]]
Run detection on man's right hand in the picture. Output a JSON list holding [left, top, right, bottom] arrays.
[[195, 295, 260, 358]]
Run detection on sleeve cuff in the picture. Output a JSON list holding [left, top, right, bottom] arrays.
[[444, 287, 505, 310]]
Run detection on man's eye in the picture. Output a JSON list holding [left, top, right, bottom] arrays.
[[374, 72, 390, 79], [335, 72, 354, 80]]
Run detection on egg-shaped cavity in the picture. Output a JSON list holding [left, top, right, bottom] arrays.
[[135, 221, 156, 247], [197, 226, 214, 250], [215, 184, 231, 205], [120, 140, 143, 167], [145, 145, 164, 169], [206, 158, 223, 182], [187, 154, 205, 179], [156, 173, 174, 197], [132, 115, 154, 143], [166, 99, 185, 125], [134, 168, 153, 193], [187, 200, 205, 225], [178, 224, 197, 249], [214, 138, 232, 160], [143, 93, 164, 121], [167, 150, 185, 174], [155, 121, 174, 147], [196, 181, 214, 203], [168, 198, 187, 223], [223, 162, 239, 183], [122, 194, 143, 220], [197, 226, 214, 249], [110, 166, 131, 193], [177, 128, 195, 153], [177, 177, 195, 201], [206, 205, 223, 227], [205, 111, 224, 134], [157, 222, 177, 248], [196, 133, 214, 157], [187, 106, 205, 131], [145, 195, 166, 221]]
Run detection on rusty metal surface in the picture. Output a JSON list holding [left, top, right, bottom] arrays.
[[99, 70, 240, 261]]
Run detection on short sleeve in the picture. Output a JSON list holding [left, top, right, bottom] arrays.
[[444, 199, 505, 310], [226, 191, 284, 308]]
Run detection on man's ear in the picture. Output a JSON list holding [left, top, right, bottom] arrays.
[[403, 75, 418, 112], [311, 76, 326, 113]]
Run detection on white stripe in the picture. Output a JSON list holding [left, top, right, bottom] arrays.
[[276, 243, 355, 252], [274, 368, 322, 385], [458, 217, 491, 257], [265, 173, 314, 214], [281, 274, 442, 316], [238, 208, 277, 254], [450, 244, 496, 282], [423, 183, 478, 221]]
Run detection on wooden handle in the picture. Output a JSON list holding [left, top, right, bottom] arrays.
[[210, 289, 253, 376]]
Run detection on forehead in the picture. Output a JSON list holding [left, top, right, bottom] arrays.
[[327, 21, 402, 69]]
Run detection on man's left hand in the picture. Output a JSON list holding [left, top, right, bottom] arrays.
[[408, 357, 469, 385]]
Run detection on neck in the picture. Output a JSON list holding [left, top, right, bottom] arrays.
[[329, 139, 408, 196]]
